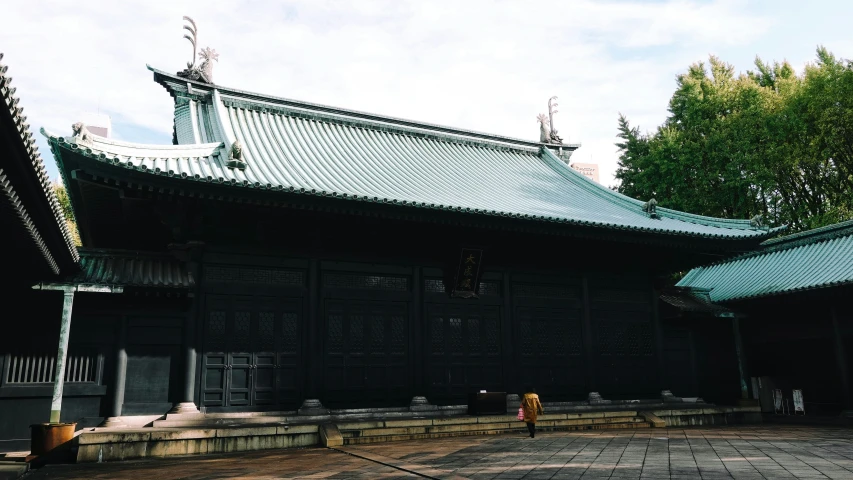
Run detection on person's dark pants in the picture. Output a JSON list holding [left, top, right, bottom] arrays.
[[526, 422, 536, 438]]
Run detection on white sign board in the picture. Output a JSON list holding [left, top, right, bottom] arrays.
[[793, 389, 804, 414]]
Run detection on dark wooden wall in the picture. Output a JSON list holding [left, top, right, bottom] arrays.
[[0, 287, 187, 446]]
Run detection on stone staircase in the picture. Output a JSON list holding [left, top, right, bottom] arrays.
[[339, 411, 653, 445]]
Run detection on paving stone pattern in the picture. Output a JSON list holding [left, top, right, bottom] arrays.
[[23, 426, 853, 479]]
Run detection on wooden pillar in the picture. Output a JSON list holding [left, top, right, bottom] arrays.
[[50, 291, 75, 423], [410, 266, 423, 396], [170, 253, 202, 414], [306, 259, 320, 400], [581, 275, 597, 393], [501, 272, 514, 394], [830, 307, 852, 410], [101, 316, 128, 426], [651, 285, 666, 392], [731, 315, 750, 400]]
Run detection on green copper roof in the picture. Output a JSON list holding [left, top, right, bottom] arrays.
[[70, 249, 194, 288], [677, 220, 853, 302], [1, 52, 79, 272], [41, 66, 781, 240]]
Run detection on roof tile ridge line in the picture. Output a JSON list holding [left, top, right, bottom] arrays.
[[44, 131, 88, 259], [148, 65, 545, 149], [2, 59, 79, 261], [757, 226, 853, 256], [0, 168, 60, 274], [78, 247, 185, 259], [219, 95, 542, 155], [211, 89, 237, 150], [538, 147, 676, 222], [761, 219, 853, 246], [42, 127, 223, 152], [676, 229, 841, 282], [540, 151, 753, 230]]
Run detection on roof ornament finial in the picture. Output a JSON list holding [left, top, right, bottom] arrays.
[[176, 16, 218, 84], [642, 198, 659, 219], [537, 96, 563, 144], [71, 122, 94, 146]]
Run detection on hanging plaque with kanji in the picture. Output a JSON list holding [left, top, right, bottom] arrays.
[[451, 248, 484, 298]]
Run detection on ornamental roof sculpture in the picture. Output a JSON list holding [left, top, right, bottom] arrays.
[[41, 57, 784, 241], [537, 96, 563, 145], [176, 16, 218, 84]]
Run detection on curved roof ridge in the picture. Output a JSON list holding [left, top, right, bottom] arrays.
[[1, 53, 79, 264], [41, 128, 223, 159], [761, 218, 853, 247], [682, 220, 852, 274], [148, 65, 576, 153], [540, 148, 766, 232]]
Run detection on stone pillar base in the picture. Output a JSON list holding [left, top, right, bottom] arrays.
[[168, 402, 200, 415], [409, 396, 438, 412], [298, 399, 330, 416], [588, 392, 611, 405], [99, 417, 127, 428]]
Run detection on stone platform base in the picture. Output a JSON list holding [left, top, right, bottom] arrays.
[[71, 404, 761, 463]]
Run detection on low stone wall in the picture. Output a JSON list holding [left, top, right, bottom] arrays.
[[75, 425, 319, 463], [72, 405, 762, 463], [651, 406, 762, 427]]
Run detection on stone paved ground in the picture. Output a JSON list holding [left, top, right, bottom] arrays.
[[22, 425, 853, 479]]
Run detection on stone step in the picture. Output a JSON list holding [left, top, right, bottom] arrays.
[[153, 408, 470, 428], [341, 419, 653, 445]]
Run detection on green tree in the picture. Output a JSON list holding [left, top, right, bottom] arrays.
[[53, 182, 82, 246], [616, 47, 853, 232]]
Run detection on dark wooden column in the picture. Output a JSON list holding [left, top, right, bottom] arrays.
[[581, 275, 597, 393], [731, 315, 750, 400], [171, 250, 202, 414], [650, 284, 665, 393], [501, 271, 514, 394], [306, 259, 321, 401], [410, 266, 423, 397], [101, 316, 128, 426], [831, 307, 852, 411]]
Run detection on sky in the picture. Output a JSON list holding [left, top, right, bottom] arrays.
[[3, 0, 852, 188]]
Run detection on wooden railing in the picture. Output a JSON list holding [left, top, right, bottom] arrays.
[[4, 352, 98, 384]]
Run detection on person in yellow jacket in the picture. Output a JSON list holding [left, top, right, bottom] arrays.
[[521, 386, 544, 438]]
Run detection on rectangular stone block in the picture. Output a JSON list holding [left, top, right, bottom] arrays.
[[604, 411, 637, 417], [152, 440, 186, 457], [384, 419, 433, 428], [149, 429, 216, 441], [78, 431, 152, 445], [275, 424, 318, 435], [433, 416, 478, 425], [476, 415, 516, 423], [336, 421, 385, 430], [78, 440, 150, 462], [216, 426, 277, 438], [567, 412, 605, 419]]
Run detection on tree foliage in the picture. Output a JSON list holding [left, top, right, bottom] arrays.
[[53, 182, 82, 246], [616, 47, 853, 232]]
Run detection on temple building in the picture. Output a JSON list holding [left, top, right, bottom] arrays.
[[1, 44, 785, 448], [676, 221, 853, 416]]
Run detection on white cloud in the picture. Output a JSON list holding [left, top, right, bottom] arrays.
[[0, 0, 802, 189]]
